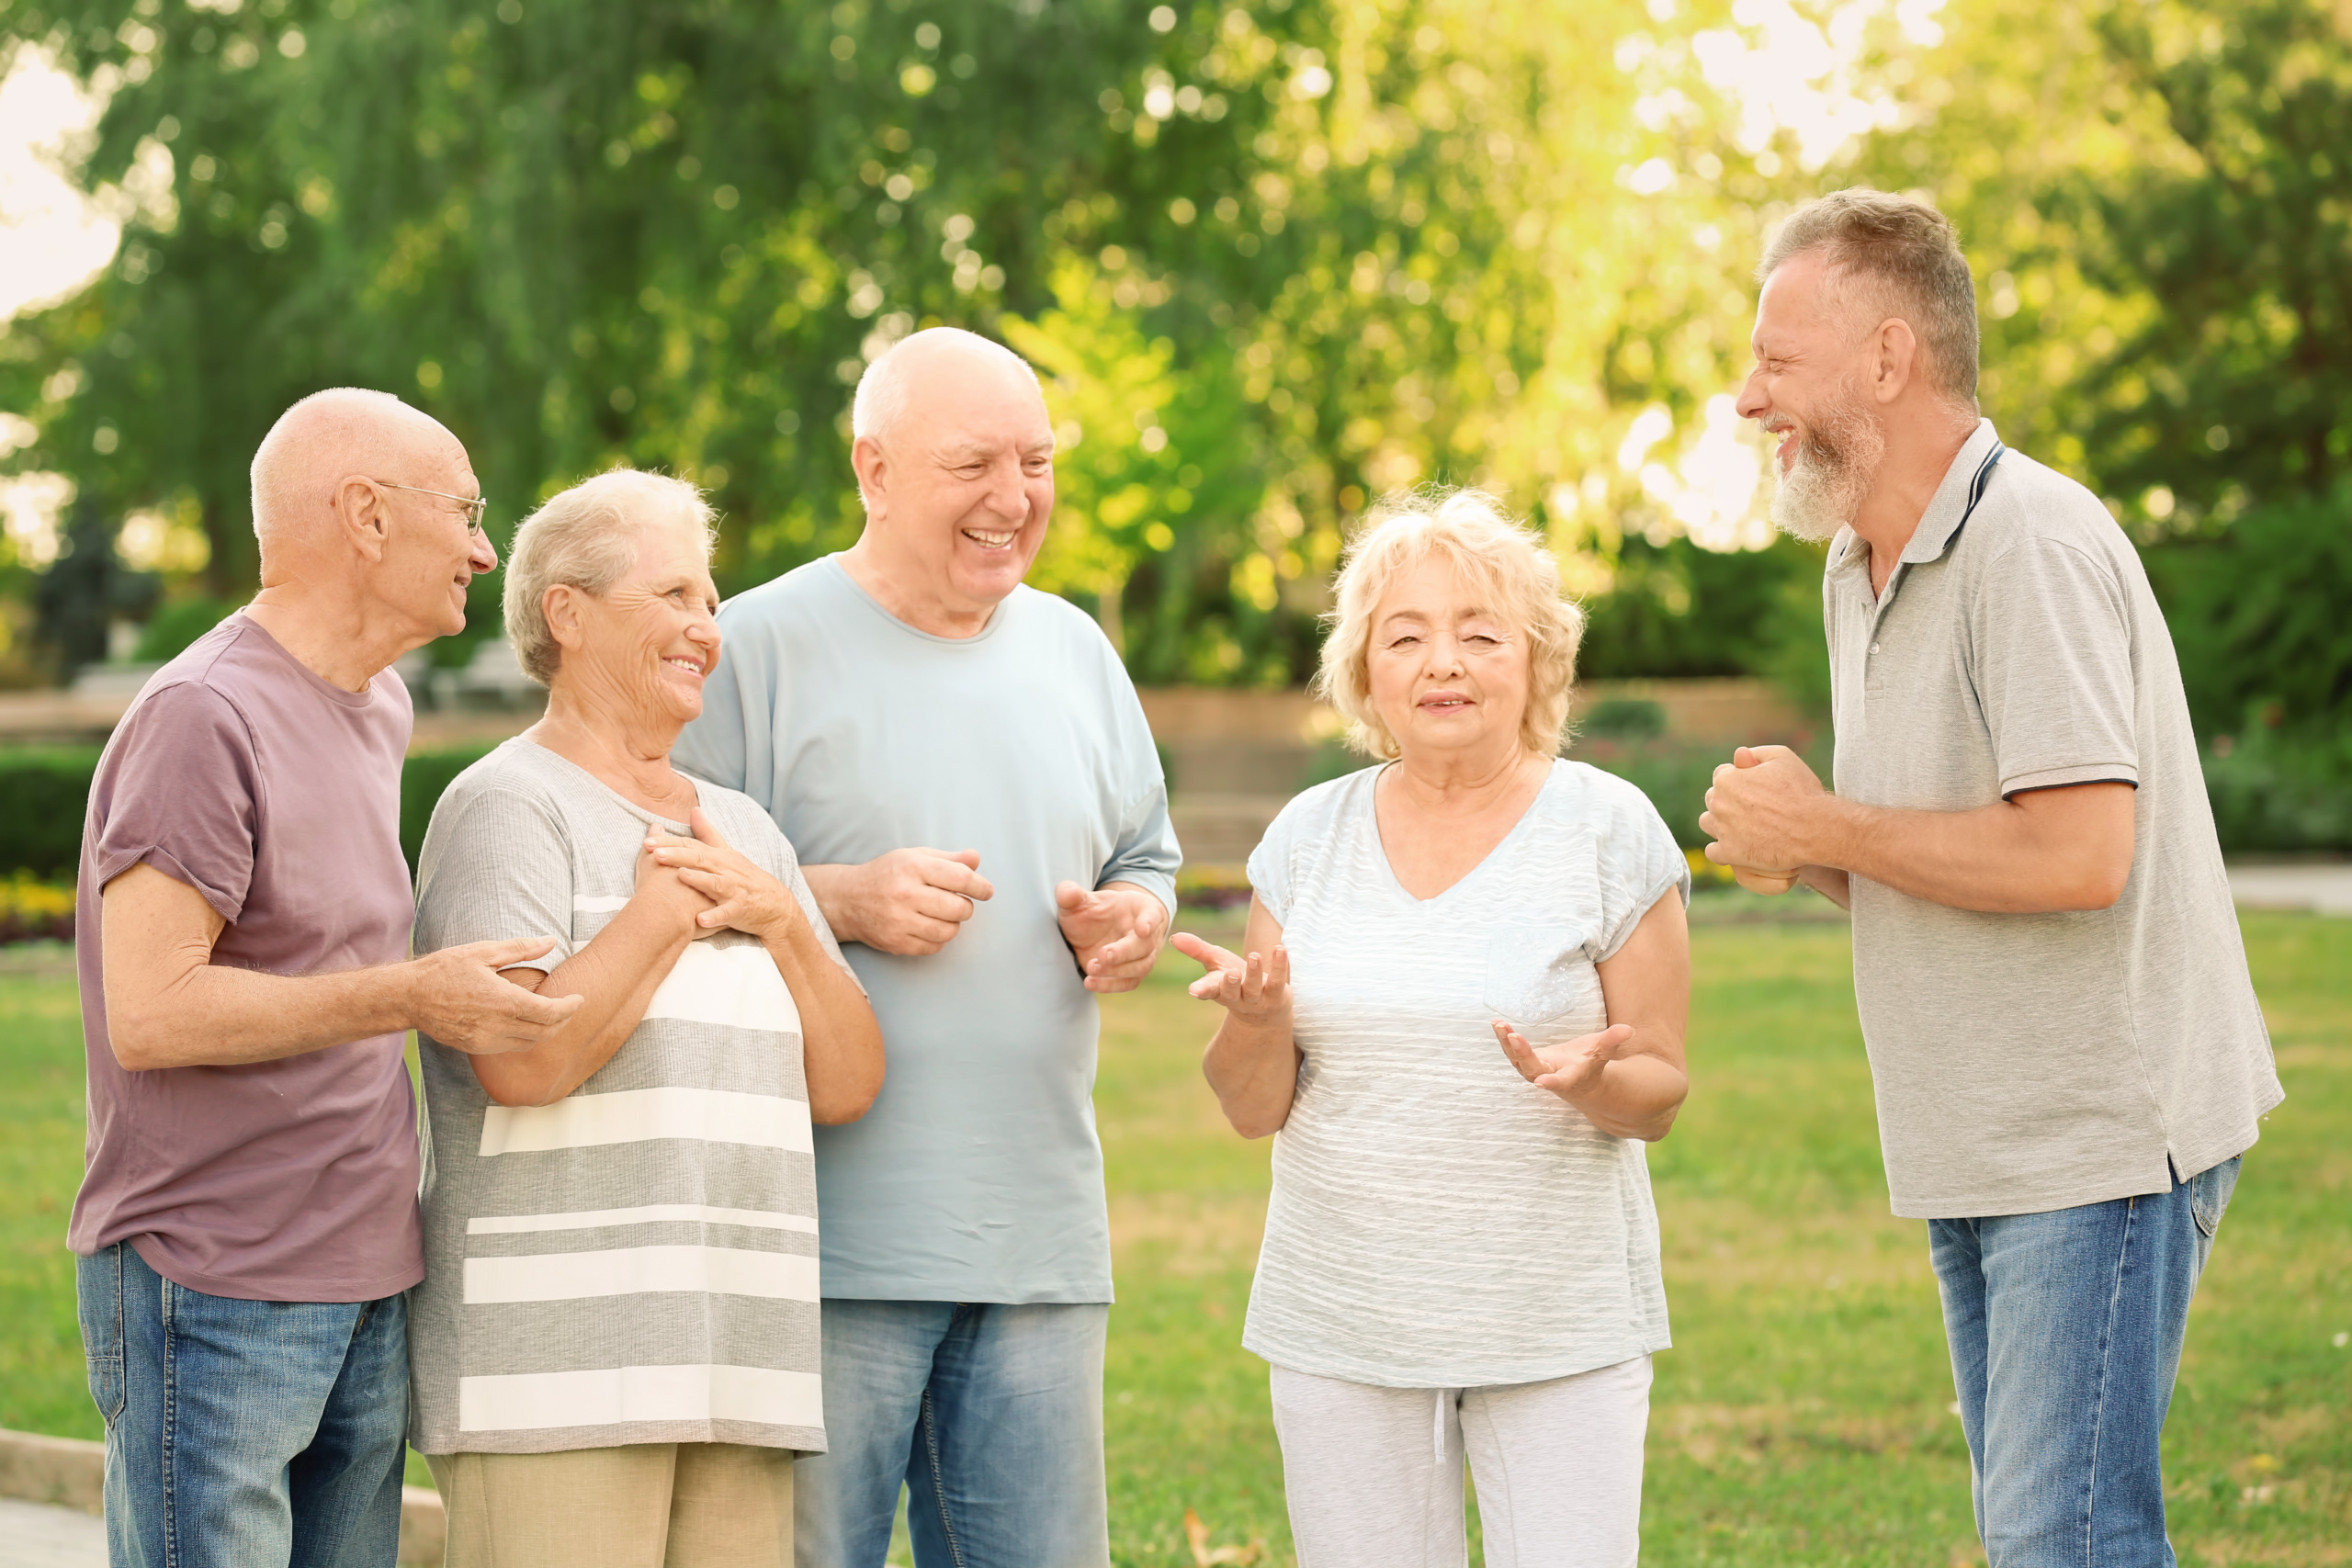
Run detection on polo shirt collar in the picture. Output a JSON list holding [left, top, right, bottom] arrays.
[[1899, 418, 2005, 566], [1823, 417, 2005, 580]]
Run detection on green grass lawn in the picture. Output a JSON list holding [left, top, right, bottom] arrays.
[[5, 919, 2346, 1563]]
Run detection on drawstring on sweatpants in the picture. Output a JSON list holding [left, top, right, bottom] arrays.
[[1433, 1387, 1447, 1464]]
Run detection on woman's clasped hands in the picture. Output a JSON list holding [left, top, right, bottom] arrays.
[[644, 807, 803, 941]]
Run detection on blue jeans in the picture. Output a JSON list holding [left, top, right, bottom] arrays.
[[794, 1300, 1110, 1568], [76, 1242, 411, 1568], [1930, 1156, 2240, 1568]]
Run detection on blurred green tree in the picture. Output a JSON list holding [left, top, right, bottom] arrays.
[[2, 0, 1809, 684]]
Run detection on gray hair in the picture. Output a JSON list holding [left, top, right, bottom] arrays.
[[503, 468, 716, 685], [850, 326, 1041, 446], [1758, 187, 1980, 409]]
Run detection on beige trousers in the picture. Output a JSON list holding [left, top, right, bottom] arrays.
[[425, 1443, 794, 1568]]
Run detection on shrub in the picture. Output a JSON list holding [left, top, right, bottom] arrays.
[[0, 749, 103, 880], [134, 599, 241, 663], [2200, 721, 2352, 854], [400, 743, 502, 872], [0, 742, 503, 890]]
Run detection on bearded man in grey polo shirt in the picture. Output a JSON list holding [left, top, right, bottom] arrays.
[[1700, 188, 2282, 1568]]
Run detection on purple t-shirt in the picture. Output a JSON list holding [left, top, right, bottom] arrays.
[[68, 613, 424, 1303]]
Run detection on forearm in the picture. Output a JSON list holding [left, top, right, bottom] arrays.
[[1565, 1053, 1689, 1142], [1804, 794, 2129, 913], [764, 921, 885, 1123], [469, 901, 692, 1106], [1202, 1013, 1300, 1138], [108, 959, 420, 1070], [798, 864, 866, 945]]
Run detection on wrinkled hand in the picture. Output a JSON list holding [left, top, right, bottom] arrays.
[[413, 937, 586, 1055], [816, 848, 995, 956], [1171, 932, 1292, 1021], [632, 831, 718, 931], [1495, 1019, 1638, 1104], [1700, 745, 1824, 891], [1056, 882, 1166, 993], [647, 807, 797, 940]]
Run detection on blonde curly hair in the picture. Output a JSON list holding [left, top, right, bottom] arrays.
[[1312, 487, 1586, 760]]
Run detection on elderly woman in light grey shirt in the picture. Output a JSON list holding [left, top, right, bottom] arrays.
[[1174, 488, 1691, 1568], [409, 469, 882, 1568]]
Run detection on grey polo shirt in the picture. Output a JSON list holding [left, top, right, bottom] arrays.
[[1825, 418, 2281, 1219]]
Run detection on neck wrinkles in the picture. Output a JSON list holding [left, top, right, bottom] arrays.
[[532, 678, 692, 815]]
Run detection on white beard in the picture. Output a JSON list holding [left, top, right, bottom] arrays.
[[1768, 391, 1887, 544]]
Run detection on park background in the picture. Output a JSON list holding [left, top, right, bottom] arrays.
[[0, 0, 2344, 1562]]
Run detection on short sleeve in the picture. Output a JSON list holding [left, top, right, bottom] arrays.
[[91, 682, 263, 921], [1092, 649, 1181, 919], [413, 783, 575, 974], [1246, 800, 1303, 926], [1590, 779, 1692, 963], [1972, 537, 2140, 797]]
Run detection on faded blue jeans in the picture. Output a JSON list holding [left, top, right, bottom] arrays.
[[1930, 1156, 2241, 1568], [76, 1242, 410, 1568], [794, 1300, 1111, 1568]]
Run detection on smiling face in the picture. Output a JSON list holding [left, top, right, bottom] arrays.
[[548, 519, 722, 733], [1364, 554, 1533, 766], [375, 443, 497, 638], [852, 336, 1055, 632], [1736, 249, 1888, 542]]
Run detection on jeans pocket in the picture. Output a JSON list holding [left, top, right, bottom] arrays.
[[75, 1245, 127, 1424], [1481, 923, 1592, 1026], [2189, 1155, 2241, 1239]]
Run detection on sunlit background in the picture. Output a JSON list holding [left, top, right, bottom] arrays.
[[0, 0, 2344, 829]]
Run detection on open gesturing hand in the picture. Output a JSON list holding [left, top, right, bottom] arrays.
[[1494, 1019, 1638, 1105], [1170, 932, 1292, 1022]]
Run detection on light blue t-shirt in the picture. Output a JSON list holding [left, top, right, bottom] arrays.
[[674, 556, 1180, 1303]]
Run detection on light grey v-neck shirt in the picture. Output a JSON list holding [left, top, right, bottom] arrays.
[[1826, 419, 2281, 1220], [409, 739, 854, 1455], [1242, 760, 1689, 1389]]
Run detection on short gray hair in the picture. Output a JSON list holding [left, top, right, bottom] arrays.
[[1314, 487, 1586, 761], [1758, 187, 1979, 408], [503, 468, 716, 685]]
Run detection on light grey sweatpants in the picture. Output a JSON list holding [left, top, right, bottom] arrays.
[[1268, 1355, 1652, 1568]]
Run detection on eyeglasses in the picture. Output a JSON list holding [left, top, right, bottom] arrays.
[[370, 479, 488, 539]]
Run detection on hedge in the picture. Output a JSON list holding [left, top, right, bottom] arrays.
[[0, 742, 503, 884], [0, 728, 2340, 889]]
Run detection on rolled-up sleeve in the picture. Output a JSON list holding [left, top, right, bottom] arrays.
[[1972, 536, 2141, 797]]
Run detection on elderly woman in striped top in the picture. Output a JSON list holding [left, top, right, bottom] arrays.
[[1173, 488, 1692, 1567], [409, 469, 882, 1568]]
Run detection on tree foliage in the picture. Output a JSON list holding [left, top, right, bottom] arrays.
[[0, 0, 2345, 725]]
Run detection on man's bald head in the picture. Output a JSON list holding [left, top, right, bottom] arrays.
[[851, 328, 1044, 452], [249, 388, 469, 552]]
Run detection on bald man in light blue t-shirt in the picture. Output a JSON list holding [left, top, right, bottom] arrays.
[[675, 328, 1179, 1568]]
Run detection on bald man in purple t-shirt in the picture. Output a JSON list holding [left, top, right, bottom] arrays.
[[72, 389, 582, 1568]]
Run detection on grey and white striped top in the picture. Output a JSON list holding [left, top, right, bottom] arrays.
[[408, 739, 854, 1455], [1241, 760, 1689, 1389]]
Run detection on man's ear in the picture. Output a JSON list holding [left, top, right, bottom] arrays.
[[851, 434, 888, 522], [333, 476, 391, 564], [1871, 318, 1920, 405]]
